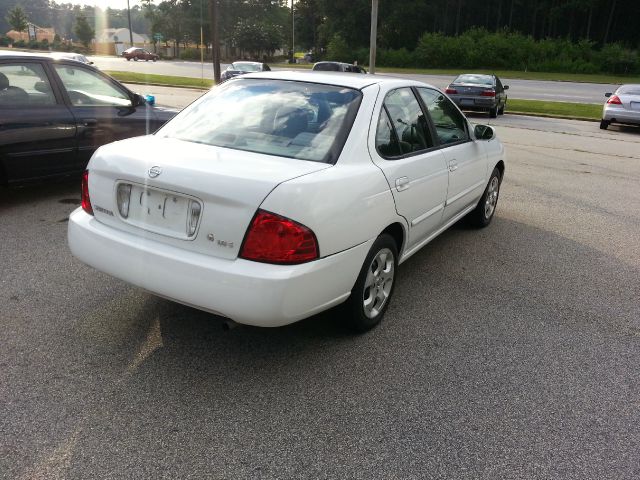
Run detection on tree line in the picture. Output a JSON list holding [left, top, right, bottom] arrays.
[[2, 1, 639, 73]]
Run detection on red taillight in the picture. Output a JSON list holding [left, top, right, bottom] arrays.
[[240, 210, 318, 264], [445, 88, 458, 94], [607, 95, 622, 105], [81, 170, 93, 215], [481, 90, 496, 97]]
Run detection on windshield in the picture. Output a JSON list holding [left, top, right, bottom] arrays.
[[454, 74, 494, 86], [157, 79, 362, 163], [232, 62, 261, 72]]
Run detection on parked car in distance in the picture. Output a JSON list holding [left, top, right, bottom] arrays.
[[0, 51, 177, 184], [220, 61, 271, 82], [68, 71, 505, 332], [122, 47, 159, 62], [600, 84, 640, 130], [49, 52, 93, 65], [445, 74, 508, 118], [312, 61, 367, 74]]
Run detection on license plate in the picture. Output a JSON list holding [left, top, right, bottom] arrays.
[[631, 102, 640, 111], [461, 99, 475, 106], [125, 184, 193, 237]]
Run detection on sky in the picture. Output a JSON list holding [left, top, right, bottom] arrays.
[[69, 0, 143, 11]]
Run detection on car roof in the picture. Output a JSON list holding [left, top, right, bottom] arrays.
[[240, 70, 435, 91], [0, 51, 58, 61]]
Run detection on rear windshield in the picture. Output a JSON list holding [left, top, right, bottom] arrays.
[[314, 63, 341, 72], [454, 74, 494, 86], [232, 62, 261, 72], [617, 85, 640, 95], [158, 79, 362, 163]]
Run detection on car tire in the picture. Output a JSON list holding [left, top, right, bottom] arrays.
[[126, 58, 131, 61], [498, 103, 505, 115], [600, 119, 609, 130], [489, 106, 498, 118], [153, 58, 157, 62], [466, 167, 502, 228], [343, 234, 398, 333], [134, 57, 138, 61]]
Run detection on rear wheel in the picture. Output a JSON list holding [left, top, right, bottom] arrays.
[[466, 168, 502, 228], [600, 119, 609, 130], [134, 57, 138, 61], [489, 106, 498, 118], [343, 234, 398, 332]]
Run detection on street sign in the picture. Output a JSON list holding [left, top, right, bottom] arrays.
[[153, 33, 163, 42]]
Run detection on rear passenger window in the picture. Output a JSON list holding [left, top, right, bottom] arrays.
[[418, 87, 468, 145], [0, 63, 56, 106], [379, 88, 434, 157]]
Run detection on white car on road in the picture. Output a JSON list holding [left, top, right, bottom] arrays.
[[68, 71, 505, 331]]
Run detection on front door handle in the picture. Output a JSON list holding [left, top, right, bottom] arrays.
[[448, 159, 458, 172], [395, 176, 410, 191]]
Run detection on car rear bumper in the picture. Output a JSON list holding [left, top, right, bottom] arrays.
[[450, 97, 498, 110], [68, 209, 371, 327], [602, 105, 640, 124]]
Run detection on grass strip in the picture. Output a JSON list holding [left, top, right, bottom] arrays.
[[105, 69, 602, 120], [507, 99, 601, 120], [274, 63, 639, 84], [106, 70, 214, 88]]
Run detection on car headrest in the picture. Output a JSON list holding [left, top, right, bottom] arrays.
[[0, 72, 9, 90]]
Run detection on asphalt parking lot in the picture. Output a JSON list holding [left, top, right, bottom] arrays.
[[1, 114, 639, 479]]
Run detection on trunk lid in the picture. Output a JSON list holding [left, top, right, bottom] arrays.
[[88, 136, 331, 260]]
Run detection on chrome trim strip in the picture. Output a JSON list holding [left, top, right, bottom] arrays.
[[411, 203, 444, 227], [446, 179, 485, 206]]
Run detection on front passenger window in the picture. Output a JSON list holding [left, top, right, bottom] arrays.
[[382, 88, 434, 156], [53, 64, 132, 107]]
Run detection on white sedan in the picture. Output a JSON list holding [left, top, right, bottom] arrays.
[[68, 71, 505, 331]]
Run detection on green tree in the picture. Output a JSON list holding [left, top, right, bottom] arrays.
[[6, 6, 28, 33], [74, 14, 95, 47]]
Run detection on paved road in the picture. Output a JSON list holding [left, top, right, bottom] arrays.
[[2, 114, 639, 479], [93, 55, 618, 104]]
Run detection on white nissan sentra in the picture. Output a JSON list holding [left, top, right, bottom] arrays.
[[68, 71, 505, 331]]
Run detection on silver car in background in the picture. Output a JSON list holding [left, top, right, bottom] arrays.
[[445, 74, 509, 118], [600, 84, 640, 130]]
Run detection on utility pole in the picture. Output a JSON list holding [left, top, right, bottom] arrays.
[[209, 0, 220, 83], [126, 0, 134, 46], [369, 0, 378, 73], [290, 0, 295, 63]]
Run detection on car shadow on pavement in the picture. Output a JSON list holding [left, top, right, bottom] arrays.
[[0, 177, 80, 211]]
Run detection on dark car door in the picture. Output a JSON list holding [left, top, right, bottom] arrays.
[[51, 62, 164, 167], [0, 59, 77, 183]]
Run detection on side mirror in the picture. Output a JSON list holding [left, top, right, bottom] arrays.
[[503, 85, 509, 90], [132, 94, 146, 107], [605, 92, 612, 97], [474, 124, 496, 141]]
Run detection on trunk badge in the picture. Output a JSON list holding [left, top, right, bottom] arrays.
[[148, 166, 162, 178]]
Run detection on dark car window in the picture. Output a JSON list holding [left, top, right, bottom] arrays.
[[54, 64, 132, 107], [158, 79, 362, 164], [0, 63, 56, 106], [313, 63, 340, 72], [380, 88, 434, 156], [495, 77, 503, 92], [417, 87, 468, 145]]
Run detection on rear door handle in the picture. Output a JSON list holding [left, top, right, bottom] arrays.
[[395, 176, 410, 191], [82, 119, 97, 127], [448, 159, 458, 172]]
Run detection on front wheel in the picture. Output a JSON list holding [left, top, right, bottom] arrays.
[[126, 58, 131, 61], [343, 234, 398, 332], [466, 167, 502, 228]]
